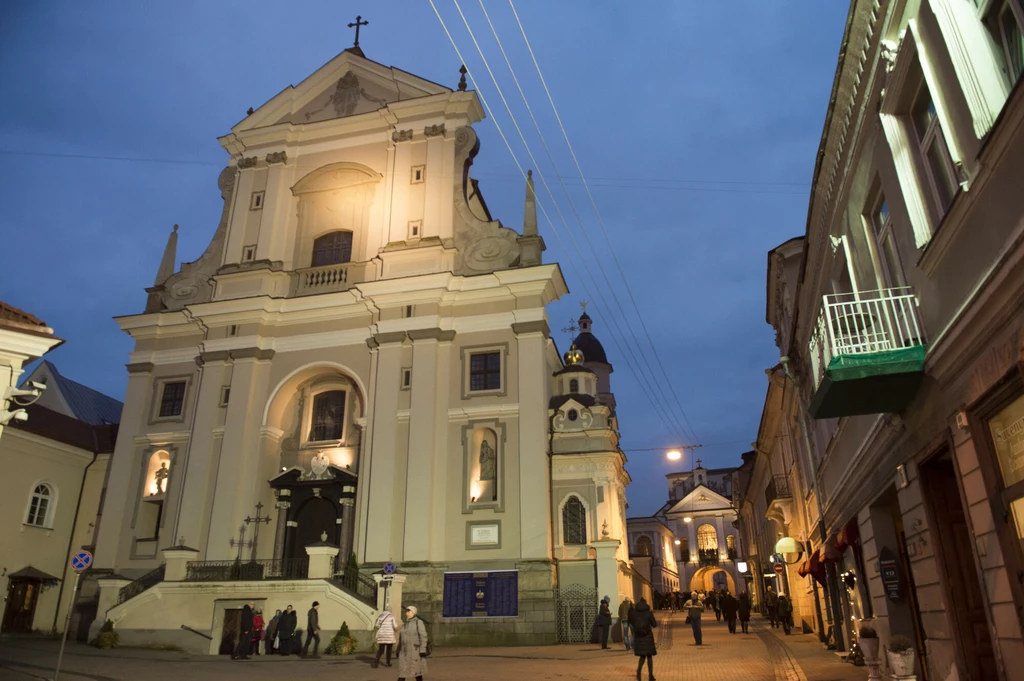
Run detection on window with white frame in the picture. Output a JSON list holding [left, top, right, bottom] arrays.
[[982, 0, 1024, 85], [153, 378, 189, 421], [911, 79, 960, 219], [309, 390, 346, 442], [866, 183, 906, 288], [461, 345, 507, 398], [562, 495, 587, 545], [25, 483, 53, 527], [311, 231, 353, 267], [634, 535, 653, 556]]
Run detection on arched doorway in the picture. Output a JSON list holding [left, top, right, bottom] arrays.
[[290, 496, 340, 562], [689, 566, 737, 594]]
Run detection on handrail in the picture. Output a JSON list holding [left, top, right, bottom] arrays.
[[118, 564, 165, 604], [180, 624, 213, 640]]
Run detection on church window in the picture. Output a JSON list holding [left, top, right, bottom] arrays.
[[311, 231, 353, 267], [567, 409, 578, 422], [697, 524, 718, 561], [569, 378, 579, 393], [250, 191, 264, 210], [469, 352, 501, 392], [408, 220, 422, 239], [158, 381, 186, 418], [310, 390, 346, 442], [635, 535, 652, 557], [726, 534, 737, 559], [403, 305, 414, 318], [25, 483, 53, 527], [680, 537, 690, 561], [562, 495, 587, 545], [411, 165, 425, 184], [401, 368, 412, 389], [219, 386, 231, 407], [242, 245, 256, 262]]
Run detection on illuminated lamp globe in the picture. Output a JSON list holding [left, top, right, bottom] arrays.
[[674, 539, 681, 545], [666, 450, 682, 461], [737, 561, 748, 573], [683, 516, 692, 523], [774, 536, 800, 555]]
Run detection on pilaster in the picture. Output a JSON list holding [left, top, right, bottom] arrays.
[[514, 321, 552, 559], [256, 158, 296, 263], [161, 546, 200, 582], [305, 543, 340, 579], [403, 330, 441, 560], [423, 129, 444, 238], [591, 539, 623, 603]]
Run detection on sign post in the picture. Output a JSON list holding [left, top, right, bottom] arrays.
[[774, 563, 785, 575], [54, 551, 92, 681]]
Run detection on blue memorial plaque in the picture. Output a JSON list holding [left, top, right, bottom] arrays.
[[442, 570, 518, 618]]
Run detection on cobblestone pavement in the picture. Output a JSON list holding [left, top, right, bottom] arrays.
[[0, 615, 866, 681]]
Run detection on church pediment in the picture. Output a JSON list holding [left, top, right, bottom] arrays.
[[664, 484, 734, 514], [234, 50, 451, 132]]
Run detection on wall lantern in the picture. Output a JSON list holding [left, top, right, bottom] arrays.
[[774, 536, 801, 555], [737, 561, 748, 573], [674, 539, 681, 545]]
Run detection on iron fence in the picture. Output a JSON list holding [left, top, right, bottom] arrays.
[[555, 584, 598, 643], [118, 564, 165, 604], [184, 558, 309, 582], [330, 555, 378, 606], [764, 475, 792, 507]]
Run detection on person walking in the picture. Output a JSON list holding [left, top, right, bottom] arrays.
[[265, 609, 281, 655], [778, 594, 793, 635], [396, 605, 429, 681], [765, 586, 779, 629], [302, 601, 321, 658], [629, 598, 657, 681], [720, 590, 738, 634], [277, 605, 297, 656], [738, 592, 752, 634], [711, 590, 722, 621], [250, 608, 265, 655], [683, 591, 704, 646], [232, 601, 255, 660], [373, 609, 399, 668], [618, 597, 634, 651], [598, 595, 612, 649]]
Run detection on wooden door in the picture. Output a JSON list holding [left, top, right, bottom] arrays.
[[219, 609, 242, 655], [2, 579, 39, 632], [922, 457, 998, 680], [289, 497, 339, 563]]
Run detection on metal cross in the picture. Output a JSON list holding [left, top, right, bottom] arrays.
[[579, 301, 588, 315], [562, 318, 578, 336], [229, 524, 252, 562], [243, 502, 272, 562], [696, 458, 703, 467], [348, 15, 369, 47]]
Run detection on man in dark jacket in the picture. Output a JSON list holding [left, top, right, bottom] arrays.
[[720, 590, 739, 633], [232, 601, 255, 660], [277, 605, 297, 655], [629, 598, 657, 681], [765, 587, 779, 628], [302, 601, 321, 657], [597, 596, 612, 649]]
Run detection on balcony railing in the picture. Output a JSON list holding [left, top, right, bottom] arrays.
[[118, 564, 165, 604], [698, 549, 719, 567], [810, 287, 924, 388], [184, 558, 309, 582], [295, 262, 350, 295], [764, 475, 792, 507]]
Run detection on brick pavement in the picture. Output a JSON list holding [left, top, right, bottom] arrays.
[[0, 614, 865, 681]]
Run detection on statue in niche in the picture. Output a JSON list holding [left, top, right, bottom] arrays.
[[153, 462, 169, 494], [479, 440, 496, 482]]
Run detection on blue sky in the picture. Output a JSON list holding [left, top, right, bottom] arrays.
[[0, 2, 847, 516]]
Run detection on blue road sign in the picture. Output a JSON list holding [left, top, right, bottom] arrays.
[[71, 551, 93, 572], [383, 561, 396, 575]]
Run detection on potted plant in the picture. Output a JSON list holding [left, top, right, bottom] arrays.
[[858, 625, 879, 660], [887, 634, 915, 676]]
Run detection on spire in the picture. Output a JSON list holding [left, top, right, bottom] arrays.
[[517, 170, 546, 267], [523, 170, 537, 237], [155, 224, 178, 286]]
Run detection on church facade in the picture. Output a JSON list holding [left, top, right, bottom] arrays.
[[88, 45, 632, 651]]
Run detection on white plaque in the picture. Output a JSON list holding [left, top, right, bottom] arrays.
[[470, 524, 499, 546]]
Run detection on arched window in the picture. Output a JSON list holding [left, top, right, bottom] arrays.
[[680, 537, 690, 561], [726, 534, 737, 559], [311, 231, 353, 267], [26, 484, 53, 527], [569, 378, 579, 393], [562, 495, 587, 545], [635, 535, 653, 557], [697, 523, 718, 551]]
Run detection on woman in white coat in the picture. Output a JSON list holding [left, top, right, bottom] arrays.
[[396, 605, 429, 680], [373, 608, 399, 668]]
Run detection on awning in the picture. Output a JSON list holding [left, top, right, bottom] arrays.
[[836, 520, 859, 551], [807, 549, 827, 585], [823, 536, 844, 563], [8, 566, 60, 585], [797, 560, 810, 577]]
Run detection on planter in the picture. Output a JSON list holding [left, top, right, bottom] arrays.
[[887, 649, 915, 676], [859, 637, 880, 660]]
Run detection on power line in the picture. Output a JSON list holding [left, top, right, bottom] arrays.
[[448, 0, 694, 446], [507, 0, 702, 443]]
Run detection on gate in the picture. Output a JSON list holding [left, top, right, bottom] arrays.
[[555, 584, 598, 643]]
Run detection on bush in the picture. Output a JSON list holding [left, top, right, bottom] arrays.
[[859, 626, 878, 638], [324, 621, 356, 655], [92, 620, 119, 649], [889, 634, 914, 652]]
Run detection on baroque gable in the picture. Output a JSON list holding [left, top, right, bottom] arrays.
[[663, 484, 734, 515]]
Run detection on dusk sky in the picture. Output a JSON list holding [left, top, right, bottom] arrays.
[[1, 2, 848, 517]]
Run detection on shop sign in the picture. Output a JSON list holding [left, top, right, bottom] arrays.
[[989, 394, 1024, 488], [879, 546, 900, 601]]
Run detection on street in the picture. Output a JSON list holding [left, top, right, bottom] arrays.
[[0, 614, 865, 681]]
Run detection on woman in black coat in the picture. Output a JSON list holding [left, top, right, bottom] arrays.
[[276, 605, 298, 655], [629, 598, 658, 681], [737, 592, 752, 634]]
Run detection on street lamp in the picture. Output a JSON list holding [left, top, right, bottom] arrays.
[[737, 561, 748, 573], [666, 449, 682, 461], [682, 516, 692, 523], [674, 539, 681, 545]]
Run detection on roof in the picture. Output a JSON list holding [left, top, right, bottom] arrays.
[[553, 364, 596, 377], [549, 394, 598, 410], [666, 466, 738, 478], [8, 566, 61, 583], [11, 404, 119, 453], [0, 301, 46, 327], [33, 361, 123, 425], [574, 332, 608, 365]]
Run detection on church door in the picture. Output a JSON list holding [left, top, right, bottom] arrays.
[[2, 578, 40, 632], [290, 497, 340, 563]]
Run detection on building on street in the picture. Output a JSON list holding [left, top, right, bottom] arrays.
[[743, 0, 1024, 680]]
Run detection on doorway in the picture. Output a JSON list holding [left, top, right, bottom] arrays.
[[219, 608, 242, 655], [289, 496, 339, 562], [920, 451, 997, 680], [2, 579, 40, 632]]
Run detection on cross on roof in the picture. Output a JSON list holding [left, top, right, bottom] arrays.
[[348, 15, 369, 47], [696, 458, 703, 467], [562, 318, 578, 336], [579, 301, 588, 315]]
